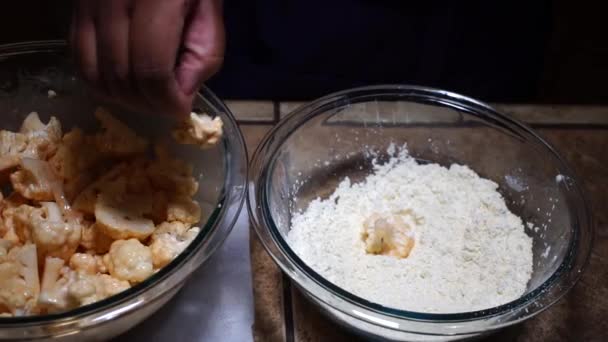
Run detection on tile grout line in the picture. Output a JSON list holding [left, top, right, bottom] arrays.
[[273, 101, 281, 124], [282, 273, 295, 342]]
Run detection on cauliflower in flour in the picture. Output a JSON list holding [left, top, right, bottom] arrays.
[[0, 107, 212, 316], [361, 211, 420, 259], [172, 112, 223, 149]]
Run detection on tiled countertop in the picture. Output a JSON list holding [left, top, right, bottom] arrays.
[[117, 101, 608, 342]]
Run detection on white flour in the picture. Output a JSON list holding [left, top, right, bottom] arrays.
[[287, 147, 533, 313]]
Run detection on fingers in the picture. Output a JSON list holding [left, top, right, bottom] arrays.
[[70, 0, 224, 117], [72, 0, 99, 87], [130, 0, 190, 116], [96, 0, 132, 99], [176, 0, 226, 96]]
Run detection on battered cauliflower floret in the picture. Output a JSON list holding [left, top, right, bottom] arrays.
[[166, 196, 201, 227], [0, 193, 29, 244], [0, 244, 40, 315], [172, 112, 223, 149], [94, 108, 148, 157], [94, 193, 155, 240], [0, 107, 212, 316], [13, 202, 82, 261], [124, 159, 154, 194], [69, 253, 107, 275], [68, 273, 130, 307], [49, 128, 101, 181], [361, 212, 419, 259], [0, 239, 11, 258], [10, 157, 58, 201], [0, 131, 27, 171], [73, 163, 129, 215], [150, 222, 200, 268], [10, 157, 63, 202], [104, 239, 153, 283], [0, 112, 61, 172], [146, 144, 198, 196], [38, 257, 74, 312], [80, 223, 114, 254], [39, 256, 127, 312], [20, 112, 62, 159], [49, 128, 102, 200], [10, 170, 53, 201]]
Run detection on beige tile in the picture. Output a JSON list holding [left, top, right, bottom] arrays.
[[226, 100, 274, 122], [491, 104, 608, 125], [240, 125, 273, 159], [280, 102, 308, 118]]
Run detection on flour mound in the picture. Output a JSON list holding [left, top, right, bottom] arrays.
[[287, 147, 533, 313]]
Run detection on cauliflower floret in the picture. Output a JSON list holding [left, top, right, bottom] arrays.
[[94, 108, 148, 157], [10, 157, 62, 201], [13, 202, 82, 261], [146, 144, 198, 196], [104, 239, 153, 283], [0, 131, 27, 171], [94, 193, 155, 240], [39, 256, 127, 312], [80, 223, 114, 254], [0, 112, 61, 172], [0, 193, 29, 244], [124, 159, 153, 194], [49, 127, 101, 179], [166, 196, 201, 227], [0, 244, 40, 315], [19, 112, 62, 160], [10, 170, 53, 201], [0, 131, 28, 156], [73, 163, 129, 215], [68, 273, 130, 307], [361, 212, 418, 259], [69, 253, 107, 275], [172, 112, 223, 149], [0, 239, 11, 258], [49, 128, 105, 201], [150, 222, 200, 268], [38, 257, 74, 312]]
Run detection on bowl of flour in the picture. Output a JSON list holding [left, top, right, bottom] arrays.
[[248, 85, 592, 341]]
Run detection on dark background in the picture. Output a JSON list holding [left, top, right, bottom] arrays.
[[1, 0, 606, 103]]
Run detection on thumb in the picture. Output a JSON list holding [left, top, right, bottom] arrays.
[[176, 0, 225, 96]]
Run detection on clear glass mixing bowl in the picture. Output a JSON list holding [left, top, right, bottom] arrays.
[[248, 85, 593, 341], [0, 41, 247, 341]]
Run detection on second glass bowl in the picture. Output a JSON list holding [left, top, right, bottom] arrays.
[[248, 85, 592, 340]]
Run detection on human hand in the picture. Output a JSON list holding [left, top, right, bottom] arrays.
[[71, 0, 225, 117]]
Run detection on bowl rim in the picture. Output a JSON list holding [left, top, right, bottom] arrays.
[[248, 84, 593, 335], [0, 40, 248, 326]]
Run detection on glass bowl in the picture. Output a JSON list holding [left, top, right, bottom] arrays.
[[248, 85, 593, 341], [0, 41, 247, 340]]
